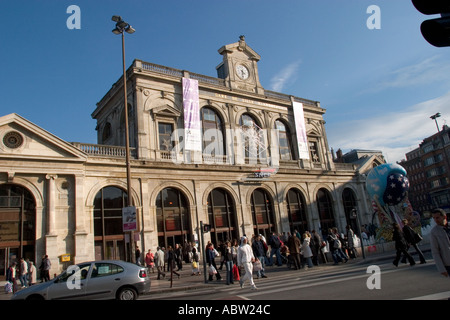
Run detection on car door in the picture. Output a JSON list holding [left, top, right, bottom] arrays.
[[84, 262, 125, 299], [46, 263, 91, 300]]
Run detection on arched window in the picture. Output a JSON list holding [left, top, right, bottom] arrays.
[[0, 184, 36, 276], [275, 120, 293, 161], [156, 188, 191, 249], [286, 188, 308, 234], [251, 188, 275, 239], [102, 122, 112, 142], [239, 113, 266, 162], [93, 186, 128, 261], [207, 188, 237, 245], [316, 188, 335, 236], [201, 107, 225, 160]]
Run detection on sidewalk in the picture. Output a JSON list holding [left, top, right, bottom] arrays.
[[0, 243, 430, 300]]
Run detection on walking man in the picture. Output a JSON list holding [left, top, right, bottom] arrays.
[[237, 236, 257, 290], [430, 208, 450, 277], [154, 246, 166, 280], [402, 219, 426, 264]]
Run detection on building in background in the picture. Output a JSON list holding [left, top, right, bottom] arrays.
[[400, 125, 450, 216], [0, 37, 373, 278]]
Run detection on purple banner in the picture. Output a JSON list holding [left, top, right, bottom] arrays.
[[182, 78, 202, 151]]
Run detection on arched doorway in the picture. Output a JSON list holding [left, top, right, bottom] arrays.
[[286, 188, 308, 234], [316, 188, 335, 237], [156, 188, 191, 249], [93, 186, 128, 261], [251, 188, 276, 240], [0, 184, 36, 279], [207, 188, 237, 245], [342, 188, 358, 232]]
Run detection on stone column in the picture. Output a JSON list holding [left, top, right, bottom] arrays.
[[45, 174, 58, 236], [73, 174, 89, 264], [45, 174, 58, 277]]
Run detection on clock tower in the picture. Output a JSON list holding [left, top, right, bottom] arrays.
[[216, 36, 264, 95]]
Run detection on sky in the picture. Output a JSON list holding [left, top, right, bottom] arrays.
[[1, 0, 450, 163]]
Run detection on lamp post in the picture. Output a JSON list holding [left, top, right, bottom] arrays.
[[430, 112, 441, 132], [112, 16, 135, 262]]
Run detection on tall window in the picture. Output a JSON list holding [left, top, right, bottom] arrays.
[[93, 186, 128, 260], [240, 114, 266, 161], [342, 188, 358, 232], [316, 188, 335, 236], [275, 120, 293, 161], [201, 107, 225, 158], [286, 188, 308, 234], [156, 188, 191, 249], [309, 141, 320, 163], [158, 123, 174, 151], [207, 188, 237, 245], [251, 188, 275, 239]]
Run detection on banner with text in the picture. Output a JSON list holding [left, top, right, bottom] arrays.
[[293, 101, 310, 159], [182, 77, 202, 151]]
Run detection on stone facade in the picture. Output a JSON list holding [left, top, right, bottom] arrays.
[[0, 38, 374, 276]]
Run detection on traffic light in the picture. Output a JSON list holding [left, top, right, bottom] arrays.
[[203, 224, 211, 233], [412, 0, 450, 47]]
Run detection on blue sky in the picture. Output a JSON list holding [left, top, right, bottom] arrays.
[[1, 0, 450, 163]]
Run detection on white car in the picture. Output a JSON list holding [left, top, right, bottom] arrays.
[[11, 260, 151, 300]]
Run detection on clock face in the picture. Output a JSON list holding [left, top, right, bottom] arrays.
[[236, 64, 249, 80]]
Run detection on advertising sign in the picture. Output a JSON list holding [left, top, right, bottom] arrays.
[[122, 206, 137, 231]]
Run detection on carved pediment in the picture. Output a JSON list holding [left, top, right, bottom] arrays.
[[151, 104, 181, 118]]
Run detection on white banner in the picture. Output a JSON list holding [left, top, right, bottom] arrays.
[[182, 77, 202, 151], [293, 101, 309, 159]]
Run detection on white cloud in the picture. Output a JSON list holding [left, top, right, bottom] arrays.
[[366, 55, 450, 94], [327, 91, 450, 163], [270, 60, 301, 92]]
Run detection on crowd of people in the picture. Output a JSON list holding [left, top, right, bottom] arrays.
[[134, 226, 362, 290], [5, 254, 51, 294], [5, 209, 449, 295]]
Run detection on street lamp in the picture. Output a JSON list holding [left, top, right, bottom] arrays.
[[112, 16, 135, 262], [430, 112, 441, 132]]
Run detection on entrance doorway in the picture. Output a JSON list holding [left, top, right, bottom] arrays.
[[0, 184, 36, 280], [156, 188, 192, 249]]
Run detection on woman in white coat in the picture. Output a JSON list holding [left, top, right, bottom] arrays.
[[301, 233, 314, 268]]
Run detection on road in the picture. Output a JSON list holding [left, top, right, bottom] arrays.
[[142, 254, 450, 301]]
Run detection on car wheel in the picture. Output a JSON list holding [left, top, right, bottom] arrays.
[[117, 287, 138, 300]]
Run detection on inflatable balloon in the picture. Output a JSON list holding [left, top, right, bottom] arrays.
[[382, 172, 410, 206], [365, 163, 408, 207]]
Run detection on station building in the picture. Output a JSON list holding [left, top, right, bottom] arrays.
[[0, 37, 377, 277]]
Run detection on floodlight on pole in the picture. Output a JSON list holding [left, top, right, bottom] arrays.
[[430, 112, 441, 132], [112, 16, 135, 262]]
